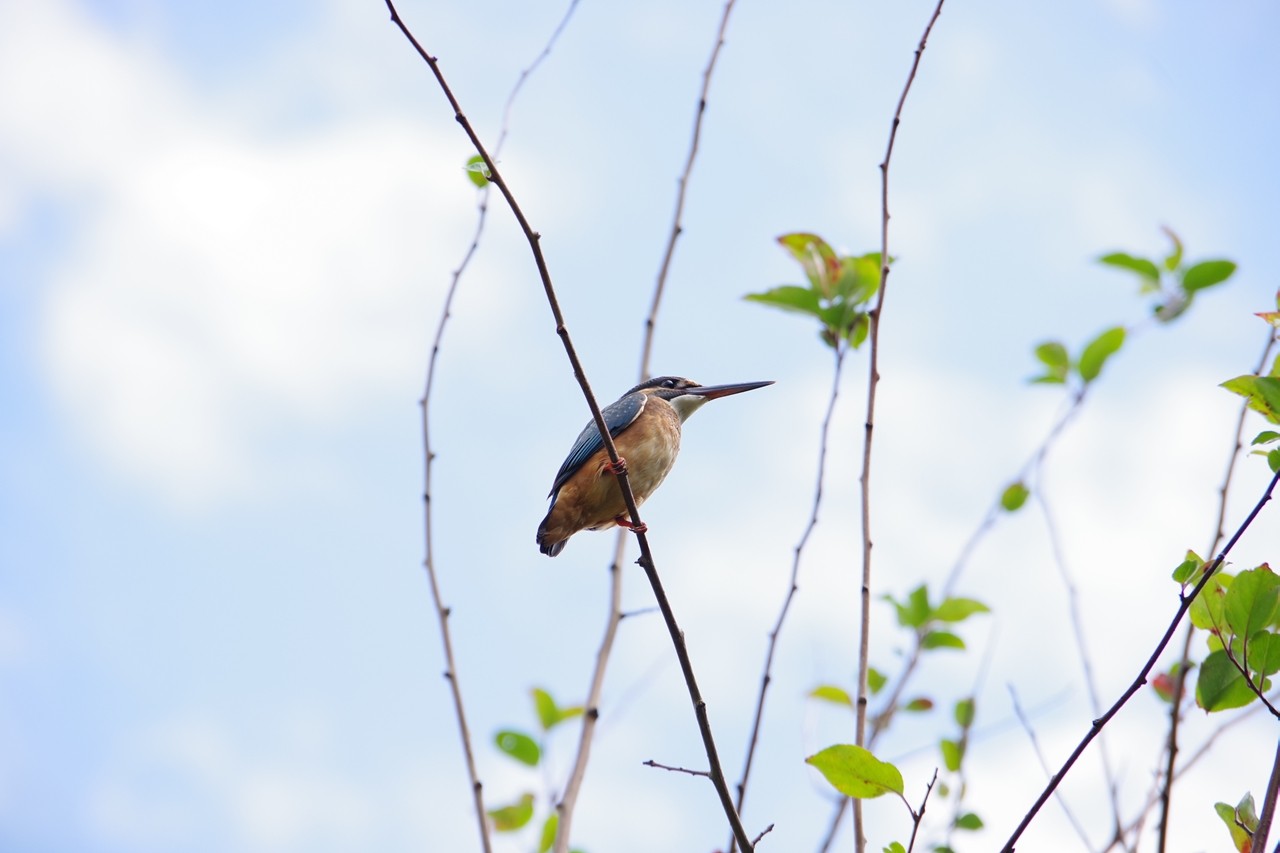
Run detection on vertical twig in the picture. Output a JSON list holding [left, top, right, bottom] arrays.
[[384, 5, 753, 848], [855, 2, 946, 849], [420, 211, 492, 852], [553, 536, 624, 853], [1157, 327, 1278, 851]]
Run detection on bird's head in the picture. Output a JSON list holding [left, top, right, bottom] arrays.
[[628, 375, 774, 422]]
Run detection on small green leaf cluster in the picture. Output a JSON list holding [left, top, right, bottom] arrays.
[[744, 232, 883, 350], [1099, 227, 1236, 322], [807, 586, 990, 847], [884, 584, 990, 652], [1030, 326, 1126, 386], [1180, 561, 1280, 712], [1214, 792, 1258, 853], [489, 687, 586, 852]]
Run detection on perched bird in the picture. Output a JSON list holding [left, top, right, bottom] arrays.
[[536, 375, 773, 557]]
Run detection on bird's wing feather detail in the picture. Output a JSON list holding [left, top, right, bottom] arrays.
[[548, 392, 647, 497]]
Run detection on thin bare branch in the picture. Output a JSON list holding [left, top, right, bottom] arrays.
[[752, 824, 776, 846], [1036, 485, 1124, 843], [554, 537, 624, 853], [732, 347, 846, 842], [415, 5, 580, 848], [1158, 326, 1278, 851], [384, 5, 753, 848], [643, 759, 712, 779], [1007, 685, 1094, 848], [419, 208, 492, 851], [1254, 738, 1280, 851], [856, 3, 946, 850], [1000, 465, 1280, 852], [904, 770, 940, 853], [640, 0, 738, 377]]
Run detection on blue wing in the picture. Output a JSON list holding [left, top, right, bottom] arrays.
[[548, 391, 648, 497]]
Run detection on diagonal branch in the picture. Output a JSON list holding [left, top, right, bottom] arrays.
[[557, 3, 738, 848], [1000, 464, 1280, 852], [732, 347, 846, 852], [854, 3, 946, 851], [384, 4, 753, 848], [1157, 326, 1278, 851]]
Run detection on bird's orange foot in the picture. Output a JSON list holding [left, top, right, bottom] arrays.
[[614, 515, 648, 535], [605, 456, 629, 476]]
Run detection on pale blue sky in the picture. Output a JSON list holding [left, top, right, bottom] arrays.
[[2, 0, 1279, 851]]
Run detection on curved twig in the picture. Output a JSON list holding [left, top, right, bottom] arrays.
[[384, 5, 753, 848], [855, 3, 947, 850], [1000, 465, 1280, 852]]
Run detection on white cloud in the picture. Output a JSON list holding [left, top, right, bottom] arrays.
[[87, 714, 381, 851], [0, 0, 502, 506]]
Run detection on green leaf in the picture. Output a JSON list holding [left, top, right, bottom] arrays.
[[1077, 326, 1126, 383], [834, 254, 881, 306], [1000, 481, 1030, 512], [744, 285, 823, 317], [810, 684, 854, 707], [867, 668, 887, 694], [1172, 549, 1205, 585], [1196, 649, 1257, 711], [1221, 375, 1280, 424], [883, 843, 907, 853], [1247, 631, 1280, 678], [1181, 259, 1237, 293], [887, 585, 932, 629], [1189, 572, 1229, 632], [464, 154, 491, 187], [1214, 800, 1253, 853], [904, 697, 934, 712], [1253, 431, 1280, 446], [1270, 448, 1280, 473], [494, 730, 540, 766], [953, 697, 975, 728], [922, 630, 965, 650], [488, 792, 534, 832], [805, 744, 904, 799], [955, 812, 984, 831], [1224, 566, 1280, 641], [933, 597, 991, 623], [846, 312, 871, 349], [1031, 341, 1070, 384], [940, 738, 963, 772], [778, 233, 840, 297], [539, 813, 558, 853], [1099, 252, 1160, 289], [1161, 226, 1184, 272], [532, 687, 559, 731]]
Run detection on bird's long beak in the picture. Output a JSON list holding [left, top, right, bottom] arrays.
[[688, 380, 775, 400]]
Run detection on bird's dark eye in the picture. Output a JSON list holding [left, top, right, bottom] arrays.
[[663, 378, 676, 387]]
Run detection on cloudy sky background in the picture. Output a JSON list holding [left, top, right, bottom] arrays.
[[2, 0, 1279, 850]]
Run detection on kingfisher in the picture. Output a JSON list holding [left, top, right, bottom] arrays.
[[536, 375, 773, 557]]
